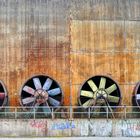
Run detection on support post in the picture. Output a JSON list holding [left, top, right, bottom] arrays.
[[124, 105, 126, 120], [51, 107, 54, 119], [33, 108, 35, 119], [70, 106, 73, 119], [15, 108, 17, 119], [88, 107, 90, 119], [106, 107, 109, 120]]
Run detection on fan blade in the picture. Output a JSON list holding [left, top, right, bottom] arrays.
[[48, 97, 60, 106], [136, 94, 140, 100], [43, 78, 53, 90], [43, 102, 51, 115], [82, 99, 93, 107], [0, 92, 5, 99], [48, 88, 61, 96], [87, 80, 98, 92], [108, 95, 119, 103], [99, 77, 106, 89], [22, 97, 35, 105], [33, 78, 42, 90], [23, 86, 35, 95], [106, 84, 117, 94], [81, 90, 94, 98]]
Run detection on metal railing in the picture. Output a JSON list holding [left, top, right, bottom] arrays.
[[0, 106, 140, 119]]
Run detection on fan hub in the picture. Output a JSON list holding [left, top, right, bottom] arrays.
[[96, 89, 108, 99], [34, 89, 48, 104]]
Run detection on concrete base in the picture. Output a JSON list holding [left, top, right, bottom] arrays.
[[0, 119, 140, 137]]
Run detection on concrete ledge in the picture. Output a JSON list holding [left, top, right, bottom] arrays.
[[0, 119, 140, 137]]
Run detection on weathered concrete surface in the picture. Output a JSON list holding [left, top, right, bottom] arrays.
[[1, 119, 140, 137]]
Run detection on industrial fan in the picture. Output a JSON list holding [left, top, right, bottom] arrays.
[[133, 82, 140, 107], [0, 80, 8, 107], [20, 75, 63, 116], [78, 75, 121, 116]]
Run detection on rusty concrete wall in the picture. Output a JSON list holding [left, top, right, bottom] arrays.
[[0, 0, 139, 106], [70, 0, 140, 107], [70, 20, 140, 106], [0, 119, 140, 137], [0, 0, 71, 106]]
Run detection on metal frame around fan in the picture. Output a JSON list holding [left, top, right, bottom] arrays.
[[19, 74, 63, 115], [0, 80, 8, 107], [133, 81, 140, 108], [78, 75, 122, 114]]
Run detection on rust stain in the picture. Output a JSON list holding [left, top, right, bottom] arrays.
[[0, 29, 70, 106]]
